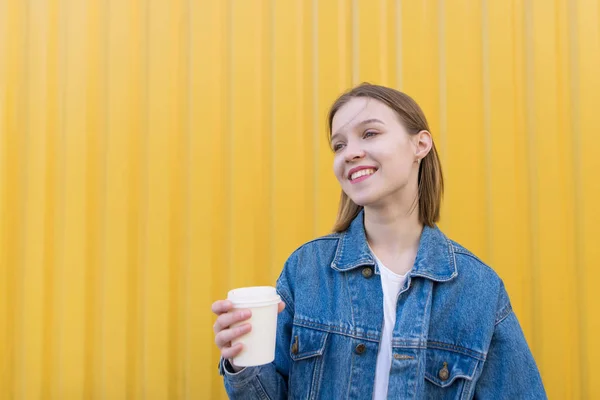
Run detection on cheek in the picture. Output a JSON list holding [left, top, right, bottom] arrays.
[[382, 150, 413, 177], [333, 158, 345, 181]]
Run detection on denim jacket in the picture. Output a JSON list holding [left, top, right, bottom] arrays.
[[219, 211, 546, 399]]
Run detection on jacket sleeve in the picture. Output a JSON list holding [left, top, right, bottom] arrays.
[[474, 285, 547, 399], [219, 259, 295, 399]]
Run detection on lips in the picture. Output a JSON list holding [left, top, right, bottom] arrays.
[[347, 165, 378, 180]]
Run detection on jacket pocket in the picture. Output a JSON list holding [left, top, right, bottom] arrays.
[[424, 347, 480, 399], [289, 325, 329, 400]]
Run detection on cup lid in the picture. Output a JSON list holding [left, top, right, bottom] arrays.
[[227, 286, 281, 307]]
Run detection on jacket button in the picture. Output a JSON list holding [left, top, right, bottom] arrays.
[[355, 343, 366, 354], [291, 336, 299, 354], [438, 362, 449, 381], [361, 267, 373, 278]]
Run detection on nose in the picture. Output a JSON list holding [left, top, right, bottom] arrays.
[[344, 142, 365, 163]]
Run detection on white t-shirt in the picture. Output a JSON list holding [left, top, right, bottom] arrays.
[[370, 251, 410, 400]]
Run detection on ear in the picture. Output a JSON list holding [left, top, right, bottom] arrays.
[[412, 130, 432, 162]]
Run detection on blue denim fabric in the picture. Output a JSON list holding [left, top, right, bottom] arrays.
[[220, 210, 546, 399]]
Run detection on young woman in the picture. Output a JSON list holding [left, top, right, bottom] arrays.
[[212, 84, 546, 399]]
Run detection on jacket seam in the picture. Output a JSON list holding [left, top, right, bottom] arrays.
[[414, 279, 433, 398], [294, 320, 382, 343], [276, 286, 295, 315], [343, 272, 356, 327], [346, 343, 355, 399], [333, 231, 345, 266], [495, 304, 513, 326], [426, 341, 486, 361], [253, 376, 272, 400], [228, 364, 262, 388], [302, 234, 340, 246], [292, 320, 486, 361], [452, 244, 498, 275], [332, 258, 375, 271], [410, 271, 457, 282], [288, 235, 341, 269], [461, 372, 477, 400], [424, 356, 478, 386]]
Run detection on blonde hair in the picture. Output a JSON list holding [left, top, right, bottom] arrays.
[[328, 83, 444, 232]]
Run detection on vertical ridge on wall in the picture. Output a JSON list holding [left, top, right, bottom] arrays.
[[104, 1, 131, 397], [179, 0, 194, 396], [529, 1, 580, 397], [24, 0, 46, 399], [437, 0, 448, 183], [40, 0, 61, 398], [394, 0, 402, 89], [556, 0, 581, 397], [127, 1, 147, 398], [481, 0, 494, 270], [310, 0, 321, 239], [351, 0, 359, 84], [568, 0, 588, 397], [576, 0, 600, 398], [272, 0, 306, 275], [0, 0, 6, 395], [60, 1, 88, 397], [511, 0, 535, 341], [167, 0, 188, 398], [50, 1, 69, 397], [314, 0, 349, 236], [83, 0, 108, 397], [523, 0, 541, 363], [487, 0, 532, 345], [568, 0, 586, 395], [191, 0, 230, 398], [145, 0, 180, 397], [302, 0, 316, 253], [257, 0, 273, 288], [230, 0, 269, 290], [225, 0, 234, 296], [3, 1, 26, 399], [13, 0, 28, 396], [265, 0, 276, 282], [445, 0, 487, 257]]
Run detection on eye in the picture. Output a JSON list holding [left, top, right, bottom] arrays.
[[363, 130, 378, 138], [332, 143, 345, 152]]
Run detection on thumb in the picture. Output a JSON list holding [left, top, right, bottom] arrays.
[[277, 301, 286, 313]]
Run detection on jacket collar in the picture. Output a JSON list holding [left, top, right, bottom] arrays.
[[330, 210, 457, 282]]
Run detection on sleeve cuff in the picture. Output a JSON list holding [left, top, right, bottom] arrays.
[[218, 358, 261, 385], [218, 358, 246, 375]]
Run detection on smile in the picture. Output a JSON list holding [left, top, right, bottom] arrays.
[[349, 168, 376, 184]]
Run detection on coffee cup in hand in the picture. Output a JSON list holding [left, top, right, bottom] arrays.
[[227, 286, 281, 367]]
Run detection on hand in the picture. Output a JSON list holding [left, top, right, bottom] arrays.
[[212, 299, 286, 372]]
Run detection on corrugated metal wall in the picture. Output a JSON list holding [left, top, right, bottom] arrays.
[[1, 0, 599, 399]]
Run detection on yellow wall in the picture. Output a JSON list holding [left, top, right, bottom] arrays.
[[1, 0, 599, 399]]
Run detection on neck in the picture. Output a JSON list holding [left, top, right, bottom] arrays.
[[363, 203, 423, 257]]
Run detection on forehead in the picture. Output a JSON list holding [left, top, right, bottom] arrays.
[[331, 97, 398, 133]]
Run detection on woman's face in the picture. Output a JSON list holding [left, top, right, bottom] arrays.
[[331, 97, 427, 208]]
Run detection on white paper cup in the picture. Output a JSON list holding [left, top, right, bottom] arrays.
[[228, 286, 281, 367]]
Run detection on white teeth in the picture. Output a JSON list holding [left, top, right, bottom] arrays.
[[350, 169, 376, 181]]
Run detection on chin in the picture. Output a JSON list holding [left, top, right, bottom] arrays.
[[347, 194, 380, 207]]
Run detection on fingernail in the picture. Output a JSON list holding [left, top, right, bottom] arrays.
[[241, 310, 250, 318]]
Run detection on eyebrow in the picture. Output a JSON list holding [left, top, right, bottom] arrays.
[[330, 118, 385, 143]]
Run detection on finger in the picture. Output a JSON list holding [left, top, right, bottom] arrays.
[[215, 323, 252, 349], [277, 301, 286, 313], [211, 300, 233, 316], [213, 309, 252, 334], [221, 343, 244, 360]]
